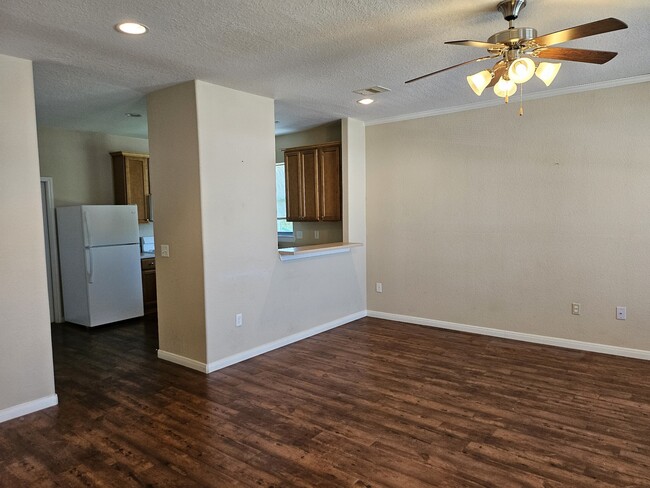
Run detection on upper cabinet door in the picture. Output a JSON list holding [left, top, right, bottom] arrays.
[[301, 148, 319, 221], [318, 145, 341, 221], [284, 150, 303, 221], [111, 152, 151, 223]]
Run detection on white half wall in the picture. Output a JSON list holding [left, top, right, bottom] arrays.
[[366, 82, 650, 351], [0, 54, 57, 420], [192, 82, 367, 365], [149, 81, 367, 369]]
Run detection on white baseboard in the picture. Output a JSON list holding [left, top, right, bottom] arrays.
[[157, 350, 209, 373], [206, 310, 367, 373], [0, 394, 59, 424], [367, 310, 650, 361]]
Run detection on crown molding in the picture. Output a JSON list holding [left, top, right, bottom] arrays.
[[366, 74, 650, 127]]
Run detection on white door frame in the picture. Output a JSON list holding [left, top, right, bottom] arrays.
[[41, 177, 64, 323]]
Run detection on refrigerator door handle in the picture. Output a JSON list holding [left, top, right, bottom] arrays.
[[83, 210, 92, 247], [86, 247, 94, 284]]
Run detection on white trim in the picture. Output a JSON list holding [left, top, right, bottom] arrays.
[[0, 394, 58, 424], [367, 310, 650, 361], [157, 350, 209, 373], [366, 74, 650, 127], [207, 310, 367, 373], [40, 177, 64, 323]]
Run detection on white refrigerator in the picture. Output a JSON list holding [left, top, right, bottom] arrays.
[[57, 205, 144, 327]]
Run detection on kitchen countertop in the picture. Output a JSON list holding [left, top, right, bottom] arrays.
[[278, 242, 362, 261], [140, 252, 155, 259]]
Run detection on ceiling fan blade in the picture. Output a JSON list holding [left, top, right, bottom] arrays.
[[534, 47, 618, 64], [531, 18, 627, 48], [405, 55, 499, 84], [445, 40, 504, 50], [487, 61, 507, 88]]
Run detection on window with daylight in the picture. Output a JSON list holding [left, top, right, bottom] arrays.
[[276, 163, 293, 235]]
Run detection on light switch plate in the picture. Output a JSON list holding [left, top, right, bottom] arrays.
[[160, 244, 170, 257]]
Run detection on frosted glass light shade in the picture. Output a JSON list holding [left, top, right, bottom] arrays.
[[467, 70, 492, 96], [115, 22, 149, 35], [508, 57, 536, 83], [535, 62, 561, 86], [494, 78, 517, 98]]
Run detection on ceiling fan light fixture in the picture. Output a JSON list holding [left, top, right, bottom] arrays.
[[467, 70, 492, 96], [494, 77, 517, 98], [404, 2, 627, 114], [508, 57, 536, 84], [535, 62, 561, 86]]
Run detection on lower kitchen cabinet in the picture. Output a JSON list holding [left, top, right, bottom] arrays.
[[141, 257, 157, 315]]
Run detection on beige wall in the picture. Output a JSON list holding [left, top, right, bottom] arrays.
[[149, 81, 366, 369], [147, 82, 207, 364], [275, 121, 341, 162], [366, 82, 650, 350], [37, 126, 149, 207], [275, 121, 343, 246], [0, 54, 57, 416]]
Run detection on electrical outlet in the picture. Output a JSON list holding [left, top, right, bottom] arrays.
[[314, 230, 320, 240], [616, 306, 626, 320], [376, 282, 383, 293], [296, 230, 303, 239], [571, 302, 580, 315], [160, 244, 170, 257], [236, 313, 243, 327]]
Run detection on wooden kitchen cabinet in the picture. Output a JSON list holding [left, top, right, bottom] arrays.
[[111, 151, 151, 223], [141, 257, 157, 315], [318, 144, 341, 221], [285, 148, 319, 221], [284, 142, 341, 222]]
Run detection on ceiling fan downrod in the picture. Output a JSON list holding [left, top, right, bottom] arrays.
[[497, 0, 527, 22], [489, 0, 537, 46]]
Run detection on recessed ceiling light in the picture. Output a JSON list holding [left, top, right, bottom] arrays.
[[125, 113, 142, 117], [115, 22, 149, 35], [357, 98, 374, 105]]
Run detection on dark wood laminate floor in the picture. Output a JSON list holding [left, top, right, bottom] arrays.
[[1, 316, 650, 487]]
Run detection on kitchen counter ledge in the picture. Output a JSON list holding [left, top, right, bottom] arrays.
[[278, 242, 363, 261]]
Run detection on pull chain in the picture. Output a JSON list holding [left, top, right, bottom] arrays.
[[519, 82, 524, 116]]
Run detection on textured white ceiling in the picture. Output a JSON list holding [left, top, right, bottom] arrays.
[[1, 0, 648, 138]]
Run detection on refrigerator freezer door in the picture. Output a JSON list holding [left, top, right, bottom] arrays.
[[86, 244, 143, 326], [82, 205, 139, 247]]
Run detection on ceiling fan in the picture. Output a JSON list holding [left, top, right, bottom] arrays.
[[406, 0, 627, 101]]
